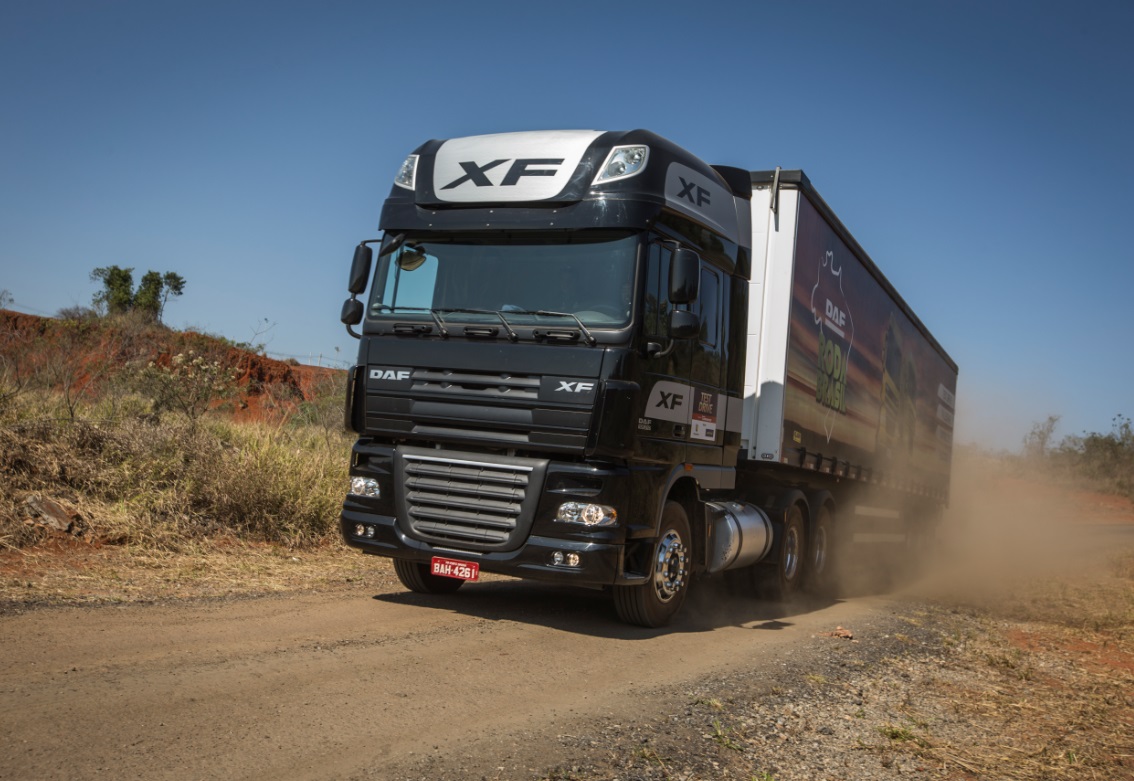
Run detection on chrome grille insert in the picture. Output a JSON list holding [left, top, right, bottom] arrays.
[[400, 453, 537, 550]]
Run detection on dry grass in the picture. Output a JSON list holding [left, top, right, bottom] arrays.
[[878, 546, 1134, 780], [0, 537, 397, 609], [1, 310, 352, 552], [1, 412, 352, 550]]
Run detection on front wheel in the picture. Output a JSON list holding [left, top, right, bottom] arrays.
[[613, 501, 691, 627], [393, 558, 465, 594]]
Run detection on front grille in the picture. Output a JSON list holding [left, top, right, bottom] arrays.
[[365, 366, 593, 453], [412, 369, 539, 400], [397, 450, 545, 551]]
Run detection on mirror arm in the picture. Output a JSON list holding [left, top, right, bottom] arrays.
[[645, 340, 675, 360]]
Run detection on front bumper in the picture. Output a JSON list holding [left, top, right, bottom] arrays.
[[341, 506, 626, 587]]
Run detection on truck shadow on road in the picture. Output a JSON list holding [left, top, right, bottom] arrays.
[[369, 573, 894, 639]]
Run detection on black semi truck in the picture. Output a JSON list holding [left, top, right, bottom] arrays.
[[339, 130, 957, 627]]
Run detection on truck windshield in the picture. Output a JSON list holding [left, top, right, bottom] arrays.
[[367, 231, 639, 328]]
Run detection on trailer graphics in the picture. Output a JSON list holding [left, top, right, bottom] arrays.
[[338, 130, 958, 627], [812, 250, 853, 418], [782, 194, 955, 498]]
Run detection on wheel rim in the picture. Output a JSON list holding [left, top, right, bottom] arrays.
[[783, 525, 801, 581], [652, 529, 688, 603], [812, 524, 828, 574]]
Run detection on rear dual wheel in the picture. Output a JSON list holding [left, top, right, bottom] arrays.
[[740, 503, 809, 601], [767, 504, 808, 599], [804, 504, 837, 596]]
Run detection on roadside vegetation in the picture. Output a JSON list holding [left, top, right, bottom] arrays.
[[1020, 413, 1134, 500], [0, 308, 351, 554]]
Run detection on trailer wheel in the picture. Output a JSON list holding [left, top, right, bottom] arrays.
[[393, 558, 465, 594], [805, 504, 836, 595], [613, 501, 691, 627], [761, 504, 807, 600]]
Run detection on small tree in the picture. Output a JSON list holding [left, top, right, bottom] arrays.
[[159, 272, 186, 321], [91, 266, 136, 315], [1023, 415, 1060, 461], [90, 266, 186, 322], [133, 271, 164, 320]]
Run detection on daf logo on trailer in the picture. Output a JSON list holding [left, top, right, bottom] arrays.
[[441, 159, 565, 190]]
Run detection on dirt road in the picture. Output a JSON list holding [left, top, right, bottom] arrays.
[[1, 573, 906, 781], [5, 458, 1132, 781]]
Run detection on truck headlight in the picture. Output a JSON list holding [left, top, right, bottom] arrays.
[[349, 477, 381, 498], [555, 502, 618, 527], [394, 155, 418, 190], [592, 145, 649, 185]]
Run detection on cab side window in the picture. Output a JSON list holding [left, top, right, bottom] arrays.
[[644, 242, 672, 341], [697, 266, 720, 347]]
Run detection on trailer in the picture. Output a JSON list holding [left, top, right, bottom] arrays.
[[338, 130, 957, 626]]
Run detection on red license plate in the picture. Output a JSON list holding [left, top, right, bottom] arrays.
[[431, 556, 479, 581]]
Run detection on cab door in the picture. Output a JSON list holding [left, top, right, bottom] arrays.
[[636, 243, 727, 467], [636, 241, 689, 462], [682, 262, 726, 468]]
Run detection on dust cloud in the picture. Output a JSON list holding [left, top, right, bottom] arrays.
[[906, 448, 1134, 607]]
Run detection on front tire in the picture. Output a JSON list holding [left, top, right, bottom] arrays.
[[393, 558, 465, 594], [613, 501, 691, 627]]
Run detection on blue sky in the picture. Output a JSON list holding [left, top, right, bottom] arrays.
[[2, 0, 1131, 451]]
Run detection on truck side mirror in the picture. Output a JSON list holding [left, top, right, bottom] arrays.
[[669, 309, 700, 340], [341, 298, 363, 327], [669, 248, 700, 304], [348, 244, 373, 295]]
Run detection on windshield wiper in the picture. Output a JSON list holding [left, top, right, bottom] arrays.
[[534, 310, 597, 346], [373, 305, 450, 338], [432, 308, 521, 341], [488, 309, 598, 347]]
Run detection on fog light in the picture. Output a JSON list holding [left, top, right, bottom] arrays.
[[353, 523, 376, 539], [349, 477, 380, 498], [555, 502, 617, 527], [565, 553, 580, 567], [551, 551, 564, 566]]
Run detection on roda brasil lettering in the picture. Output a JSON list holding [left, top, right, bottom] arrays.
[[816, 330, 848, 413]]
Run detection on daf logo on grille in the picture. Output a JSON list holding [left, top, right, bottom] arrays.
[[370, 368, 410, 381]]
